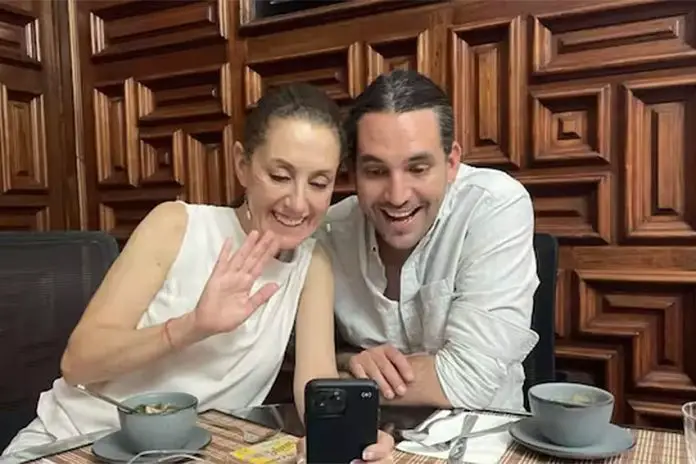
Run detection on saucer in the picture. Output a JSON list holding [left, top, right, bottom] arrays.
[[92, 426, 212, 462], [509, 418, 635, 460]]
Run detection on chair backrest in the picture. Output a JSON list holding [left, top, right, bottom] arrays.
[[523, 233, 559, 410], [0, 231, 119, 450]]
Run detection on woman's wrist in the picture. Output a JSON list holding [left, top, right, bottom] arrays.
[[163, 313, 206, 350]]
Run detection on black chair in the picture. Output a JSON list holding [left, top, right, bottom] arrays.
[[522, 233, 559, 410], [0, 231, 119, 451]]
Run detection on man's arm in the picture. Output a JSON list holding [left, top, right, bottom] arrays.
[[383, 189, 539, 408], [380, 355, 450, 407]]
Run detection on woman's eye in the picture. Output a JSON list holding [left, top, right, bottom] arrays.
[[311, 182, 329, 189], [270, 174, 290, 182]]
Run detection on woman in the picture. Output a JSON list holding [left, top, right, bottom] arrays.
[[3, 83, 393, 462]]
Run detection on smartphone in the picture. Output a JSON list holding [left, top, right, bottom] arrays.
[[305, 378, 379, 464]]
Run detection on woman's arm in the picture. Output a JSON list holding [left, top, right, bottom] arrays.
[[61, 201, 202, 386], [293, 245, 396, 462], [292, 244, 339, 420]]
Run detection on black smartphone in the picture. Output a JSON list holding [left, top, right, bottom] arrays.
[[305, 378, 379, 464]]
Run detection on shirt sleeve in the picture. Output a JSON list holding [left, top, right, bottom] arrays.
[[434, 188, 540, 409]]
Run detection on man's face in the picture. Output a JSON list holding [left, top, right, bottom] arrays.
[[354, 109, 460, 252]]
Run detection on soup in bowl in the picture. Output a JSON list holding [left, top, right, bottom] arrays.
[[118, 391, 198, 453], [528, 382, 614, 447]]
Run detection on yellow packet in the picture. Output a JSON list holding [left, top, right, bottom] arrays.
[[231, 435, 298, 464]]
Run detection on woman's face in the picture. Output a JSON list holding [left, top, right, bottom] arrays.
[[235, 117, 341, 250]]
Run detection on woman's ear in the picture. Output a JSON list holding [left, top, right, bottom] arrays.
[[233, 141, 248, 189]]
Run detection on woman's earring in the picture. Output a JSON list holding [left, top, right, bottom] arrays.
[[244, 196, 252, 221]]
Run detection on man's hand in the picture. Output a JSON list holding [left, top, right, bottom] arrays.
[[296, 430, 394, 463], [348, 344, 414, 399]]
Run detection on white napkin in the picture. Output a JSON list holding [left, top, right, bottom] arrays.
[[396, 410, 517, 463]]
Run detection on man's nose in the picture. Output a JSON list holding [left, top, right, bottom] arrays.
[[385, 174, 410, 206]]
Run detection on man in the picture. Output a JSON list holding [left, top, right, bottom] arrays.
[[316, 69, 540, 411]]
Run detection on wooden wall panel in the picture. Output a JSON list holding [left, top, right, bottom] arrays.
[[0, 0, 687, 428], [0, 0, 73, 231], [451, 16, 526, 169], [242, 0, 696, 427], [68, 0, 242, 241]]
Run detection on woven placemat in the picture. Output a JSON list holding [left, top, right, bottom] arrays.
[[46, 409, 687, 463]]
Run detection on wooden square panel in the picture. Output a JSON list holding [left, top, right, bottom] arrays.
[[137, 64, 233, 123], [532, 3, 696, 75], [623, 73, 696, 243], [576, 269, 696, 397], [530, 83, 611, 165], [89, 0, 228, 61], [0, 85, 48, 194], [0, 3, 40, 68], [122, 123, 234, 204], [516, 172, 612, 244], [626, 399, 684, 430], [244, 44, 360, 111], [92, 65, 233, 202], [92, 78, 143, 188], [182, 127, 235, 205], [366, 31, 429, 84], [0, 206, 49, 231], [451, 16, 525, 169]]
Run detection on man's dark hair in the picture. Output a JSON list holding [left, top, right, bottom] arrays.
[[344, 69, 454, 162], [243, 83, 346, 160]]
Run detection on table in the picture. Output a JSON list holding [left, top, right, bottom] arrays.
[[41, 409, 687, 463]]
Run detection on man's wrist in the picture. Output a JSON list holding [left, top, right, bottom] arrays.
[[336, 351, 355, 371]]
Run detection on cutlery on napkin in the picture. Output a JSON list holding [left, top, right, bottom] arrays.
[[396, 410, 518, 463]]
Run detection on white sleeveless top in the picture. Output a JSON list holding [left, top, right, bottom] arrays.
[[33, 203, 315, 439]]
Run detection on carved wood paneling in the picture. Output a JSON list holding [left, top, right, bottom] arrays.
[[517, 172, 613, 245], [244, 45, 361, 111], [623, 73, 696, 244], [532, 1, 696, 76], [530, 83, 612, 166], [71, 0, 239, 240], [366, 30, 429, 83], [0, 0, 686, 428], [450, 16, 525, 169], [238, 0, 696, 426], [0, 0, 69, 231], [88, 0, 229, 60]]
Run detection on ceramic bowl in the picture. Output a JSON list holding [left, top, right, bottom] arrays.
[[118, 391, 198, 453], [528, 382, 614, 447]]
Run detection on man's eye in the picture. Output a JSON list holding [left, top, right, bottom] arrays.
[[363, 167, 386, 176], [410, 164, 430, 174]]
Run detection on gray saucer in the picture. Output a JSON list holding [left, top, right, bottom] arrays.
[[92, 426, 211, 462], [509, 417, 636, 460]]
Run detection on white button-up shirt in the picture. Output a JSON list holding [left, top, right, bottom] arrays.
[[316, 164, 540, 411]]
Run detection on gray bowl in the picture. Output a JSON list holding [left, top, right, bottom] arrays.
[[528, 382, 614, 448], [118, 391, 198, 453]]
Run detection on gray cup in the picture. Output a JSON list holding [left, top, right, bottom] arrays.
[[528, 382, 614, 447], [118, 391, 199, 453]]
